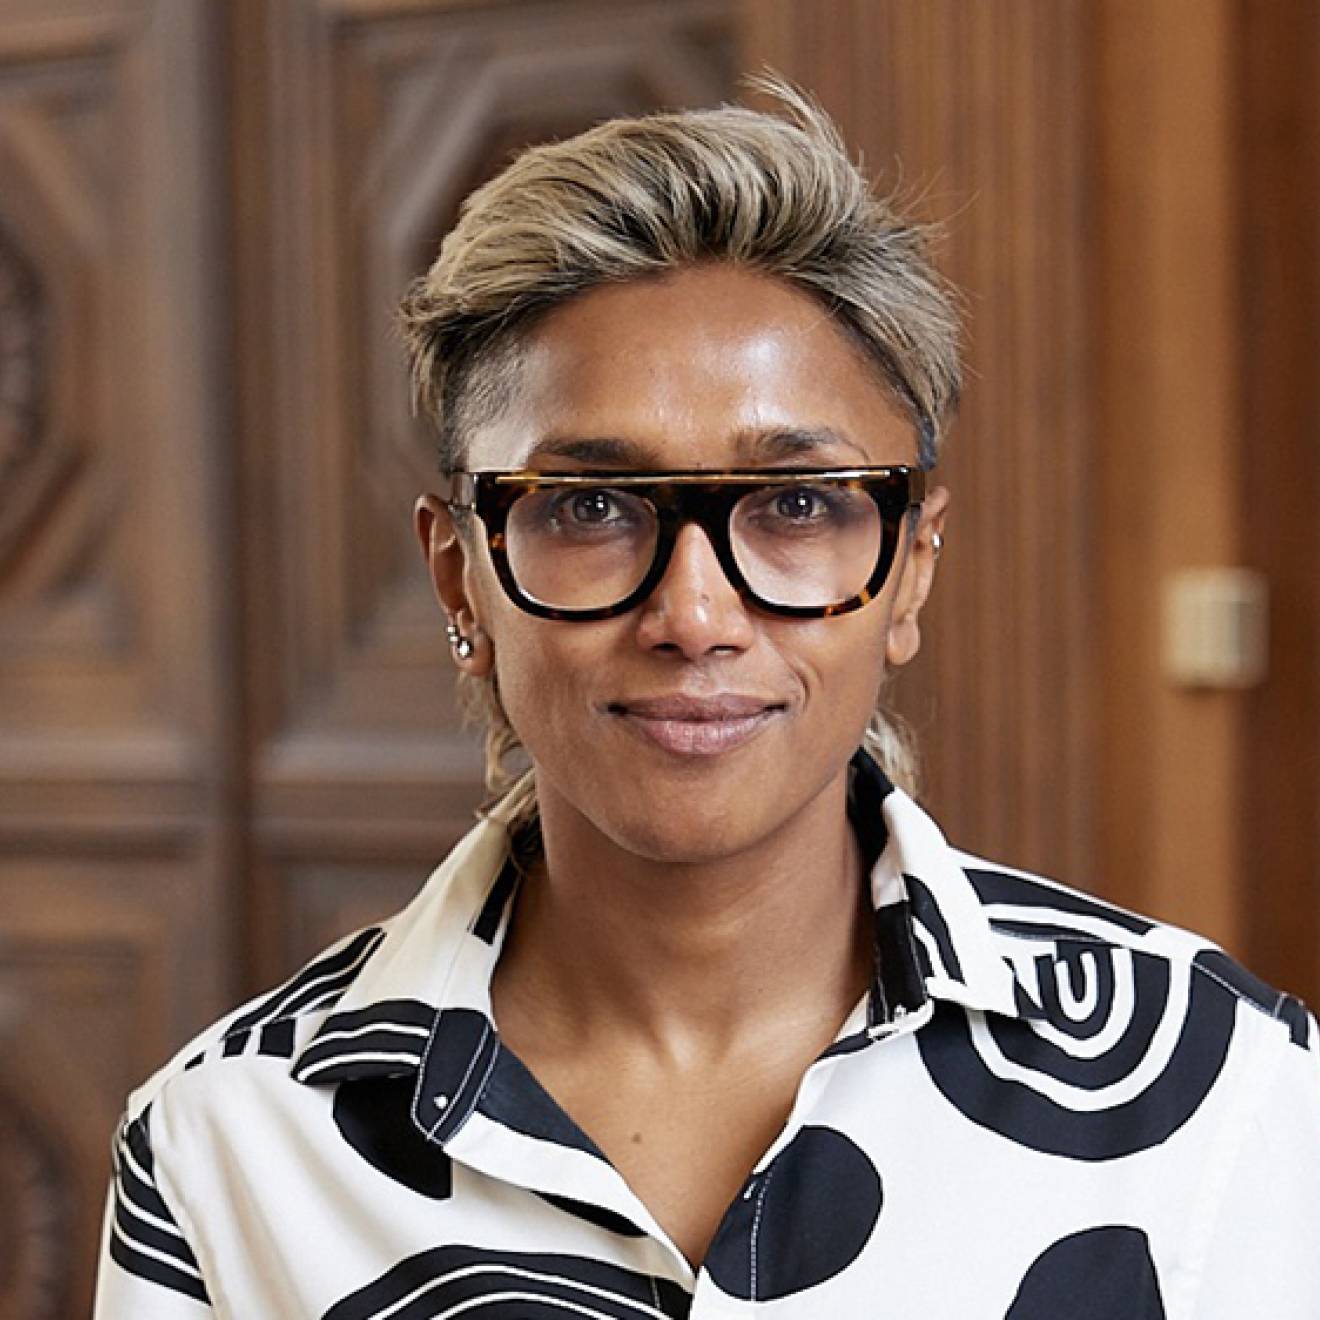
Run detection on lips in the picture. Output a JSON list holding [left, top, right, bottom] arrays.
[[607, 694, 785, 757]]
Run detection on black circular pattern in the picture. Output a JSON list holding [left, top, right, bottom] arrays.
[[705, 1126, 882, 1301], [1005, 1226, 1165, 1318], [918, 943, 1237, 1160], [332, 1076, 453, 1199], [1037, 943, 1115, 1040]]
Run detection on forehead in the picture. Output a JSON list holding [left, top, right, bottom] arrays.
[[466, 265, 918, 470]]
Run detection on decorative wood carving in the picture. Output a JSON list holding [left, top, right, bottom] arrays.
[[0, 0, 229, 835], [0, 220, 49, 567], [0, 1093, 71, 1320], [0, 855, 199, 1320], [0, 0, 231, 1311], [0, 105, 93, 624]]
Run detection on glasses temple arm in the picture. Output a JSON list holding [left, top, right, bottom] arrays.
[[435, 470, 477, 509]]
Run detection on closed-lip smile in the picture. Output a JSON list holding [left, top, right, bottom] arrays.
[[606, 694, 785, 756]]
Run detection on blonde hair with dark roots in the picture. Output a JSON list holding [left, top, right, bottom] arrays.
[[399, 78, 963, 828]]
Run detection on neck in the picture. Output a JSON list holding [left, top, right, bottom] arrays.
[[491, 768, 872, 1067]]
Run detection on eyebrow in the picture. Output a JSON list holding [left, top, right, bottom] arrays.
[[522, 426, 870, 468], [744, 427, 870, 464], [524, 436, 654, 466]]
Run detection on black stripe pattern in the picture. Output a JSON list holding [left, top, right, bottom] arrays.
[[108, 1104, 210, 1305], [293, 998, 437, 1084], [227, 926, 387, 1038], [321, 1245, 692, 1320]]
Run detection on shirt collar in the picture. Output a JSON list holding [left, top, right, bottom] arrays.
[[851, 750, 1019, 1030], [292, 749, 1020, 1089], [290, 816, 514, 1087]]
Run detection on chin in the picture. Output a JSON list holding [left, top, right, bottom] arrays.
[[578, 776, 794, 866], [600, 816, 761, 867], [532, 737, 851, 864]]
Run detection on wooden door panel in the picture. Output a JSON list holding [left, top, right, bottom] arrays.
[[0, 3, 229, 1313]]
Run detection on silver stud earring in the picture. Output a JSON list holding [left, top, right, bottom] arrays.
[[445, 620, 474, 660], [931, 532, 944, 560]]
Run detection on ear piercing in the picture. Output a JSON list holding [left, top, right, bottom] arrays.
[[931, 532, 944, 560], [445, 620, 475, 660]]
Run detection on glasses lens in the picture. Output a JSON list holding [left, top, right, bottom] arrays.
[[505, 485, 658, 610], [731, 481, 884, 607]]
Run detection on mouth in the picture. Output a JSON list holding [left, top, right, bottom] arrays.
[[606, 694, 787, 757]]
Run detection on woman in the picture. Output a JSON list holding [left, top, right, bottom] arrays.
[[97, 86, 1320, 1318]]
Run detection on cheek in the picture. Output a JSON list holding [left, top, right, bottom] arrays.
[[485, 612, 616, 748], [486, 641, 565, 771], [768, 609, 892, 705]]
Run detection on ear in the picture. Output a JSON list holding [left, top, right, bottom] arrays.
[[885, 484, 950, 669], [414, 494, 496, 677]]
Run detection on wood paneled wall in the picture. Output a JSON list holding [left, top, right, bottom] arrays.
[[1, 0, 1317, 1310], [1236, 0, 1320, 1010], [1095, 0, 1251, 962], [751, 0, 1320, 1005], [1092, 0, 1319, 991], [746, 0, 1096, 894]]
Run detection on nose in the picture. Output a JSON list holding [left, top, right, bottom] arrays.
[[633, 522, 756, 660]]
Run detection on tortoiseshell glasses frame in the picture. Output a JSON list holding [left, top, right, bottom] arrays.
[[434, 466, 928, 622]]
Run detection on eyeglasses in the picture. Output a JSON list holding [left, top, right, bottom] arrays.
[[435, 466, 927, 621]]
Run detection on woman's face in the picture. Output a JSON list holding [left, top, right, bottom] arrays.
[[416, 264, 948, 864]]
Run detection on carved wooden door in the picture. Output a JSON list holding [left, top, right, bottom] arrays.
[[0, 3, 233, 1314]]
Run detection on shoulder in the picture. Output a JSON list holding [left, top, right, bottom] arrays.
[[120, 815, 514, 1129], [102, 921, 394, 1306], [901, 847, 1320, 1168], [952, 848, 1318, 1057], [122, 921, 392, 1127]]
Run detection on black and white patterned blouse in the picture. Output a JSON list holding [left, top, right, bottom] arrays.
[[95, 753, 1320, 1317]]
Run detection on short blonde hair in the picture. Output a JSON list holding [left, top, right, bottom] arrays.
[[399, 80, 962, 821]]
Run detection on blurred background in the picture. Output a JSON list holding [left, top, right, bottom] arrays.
[[0, 0, 1316, 1312]]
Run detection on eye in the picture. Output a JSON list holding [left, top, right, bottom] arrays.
[[567, 489, 622, 524], [773, 486, 831, 521], [538, 486, 649, 538], [738, 482, 871, 542]]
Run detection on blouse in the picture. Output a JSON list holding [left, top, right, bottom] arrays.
[[94, 752, 1320, 1317]]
